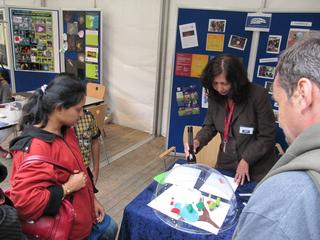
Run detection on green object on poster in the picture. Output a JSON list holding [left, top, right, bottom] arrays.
[[86, 15, 99, 29], [153, 172, 168, 184], [86, 63, 98, 79], [86, 30, 98, 46]]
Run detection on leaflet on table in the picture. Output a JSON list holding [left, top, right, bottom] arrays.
[[0, 121, 9, 127], [164, 165, 201, 189], [199, 173, 238, 200], [148, 185, 230, 234]]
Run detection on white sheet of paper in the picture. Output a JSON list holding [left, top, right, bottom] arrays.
[[199, 174, 238, 200], [148, 185, 230, 234], [164, 165, 201, 189], [179, 22, 199, 49]]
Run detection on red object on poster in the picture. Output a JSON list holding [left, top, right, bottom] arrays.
[[175, 53, 192, 77]]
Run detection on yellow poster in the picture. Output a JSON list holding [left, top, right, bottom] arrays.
[[191, 54, 209, 78], [206, 34, 224, 52]]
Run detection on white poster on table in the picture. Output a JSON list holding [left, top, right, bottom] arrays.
[[164, 165, 201, 189], [148, 185, 231, 234], [200, 174, 238, 200]]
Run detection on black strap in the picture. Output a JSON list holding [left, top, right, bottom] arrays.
[[20, 155, 73, 173]]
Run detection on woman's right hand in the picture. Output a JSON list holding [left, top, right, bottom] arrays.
[[184, 139, 200, 159], [64, 170, 87, 193]]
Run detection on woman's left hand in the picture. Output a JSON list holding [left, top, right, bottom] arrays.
[[235, 159, 250, 185], [94, 197, 105, 223]]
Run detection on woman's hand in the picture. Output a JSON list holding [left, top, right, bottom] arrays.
[[184, 139, 200, 159], [235, 159, 250, 185], [64, 170, 87, 193], [94, 197, 105, 223]]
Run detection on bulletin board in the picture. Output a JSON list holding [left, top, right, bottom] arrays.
[[62, 10, 102, 83], [167, 8, 253, 153], [9, 7, 60, 92], [252, 11, 320, 149]]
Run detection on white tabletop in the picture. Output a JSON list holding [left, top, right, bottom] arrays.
[[85, 96, 104, 107], [0, 101, 24, 129]]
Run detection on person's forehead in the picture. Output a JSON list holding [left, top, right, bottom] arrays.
[[213, 74, 227, 82]]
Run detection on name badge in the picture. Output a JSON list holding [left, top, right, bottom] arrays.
[[239, 126, 254, 135]]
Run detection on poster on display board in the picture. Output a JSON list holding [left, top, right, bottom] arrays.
[[62, 10, 101, 83], [9, 8, 60, 72], [0, 9, 8, 66]]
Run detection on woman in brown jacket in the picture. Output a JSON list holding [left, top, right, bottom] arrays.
[[185, 54, 276, 184]]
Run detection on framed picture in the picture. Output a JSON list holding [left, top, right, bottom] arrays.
[[286, 28, 309, 48], [208, 19, 226, 32], [266, 35, 282, 54], [257, 65, 275, 79], [264, 81, 273, 94], [228, 35, 247, 51]]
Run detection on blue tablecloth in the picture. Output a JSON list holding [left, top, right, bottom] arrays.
[[118, 161, 256, 240]]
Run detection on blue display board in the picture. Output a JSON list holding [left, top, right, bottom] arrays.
[[62, 10, 101, 83], [167, 8, 253, 153], [252, 11, 320, 149], [8, 8, 61, 92]]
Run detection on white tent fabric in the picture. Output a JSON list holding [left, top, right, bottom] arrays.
[[47, 0, 160, 133]]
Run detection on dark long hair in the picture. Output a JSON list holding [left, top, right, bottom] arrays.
[[201, 54, 250, 103], [20, 75, 86, 130]]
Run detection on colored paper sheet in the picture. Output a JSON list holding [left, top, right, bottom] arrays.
[[206, 34, 224, 52], [86, 30, 99, 46], [85, 46, 98, 63], [86, 63, 98, 79], [191, 54, 208, 78], [86, 15, 99, 29], [175, 53, 192, 77], [154, 172, 169, 185]]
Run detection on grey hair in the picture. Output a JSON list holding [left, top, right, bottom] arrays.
[[276, 36, 320, 97]]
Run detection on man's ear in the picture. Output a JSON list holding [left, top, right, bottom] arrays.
[[295, 78, 313, 113]]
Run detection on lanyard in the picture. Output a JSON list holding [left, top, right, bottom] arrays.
[[223, 99, 234, 152]]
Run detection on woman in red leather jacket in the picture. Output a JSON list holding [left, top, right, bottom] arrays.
[[9, 75, 117, 239]]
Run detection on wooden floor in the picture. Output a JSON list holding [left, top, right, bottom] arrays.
[[104, 123, 152, 159], [0, 123, 176, 231], [95, 136, 174, 225]]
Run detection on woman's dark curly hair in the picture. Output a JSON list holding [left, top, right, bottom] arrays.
[[201, 54, 250, 103]]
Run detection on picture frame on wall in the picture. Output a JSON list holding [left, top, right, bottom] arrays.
[[266, 35, 282, 54], [208, 19, 226, 32], [228, 35, 247, 51], [257, 65, 275, 79], [9, 8, 60, 72]]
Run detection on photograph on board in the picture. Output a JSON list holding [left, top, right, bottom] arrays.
[[266, 35, 282, 54], [228, 35, 247, 51], [257, 65, 275, 79], [208, 19, 226, 32], [264, 81, 273, 94], [286, 28, 309, 48]]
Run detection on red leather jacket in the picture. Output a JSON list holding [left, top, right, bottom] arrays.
[[9, 126, 96, 239]]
